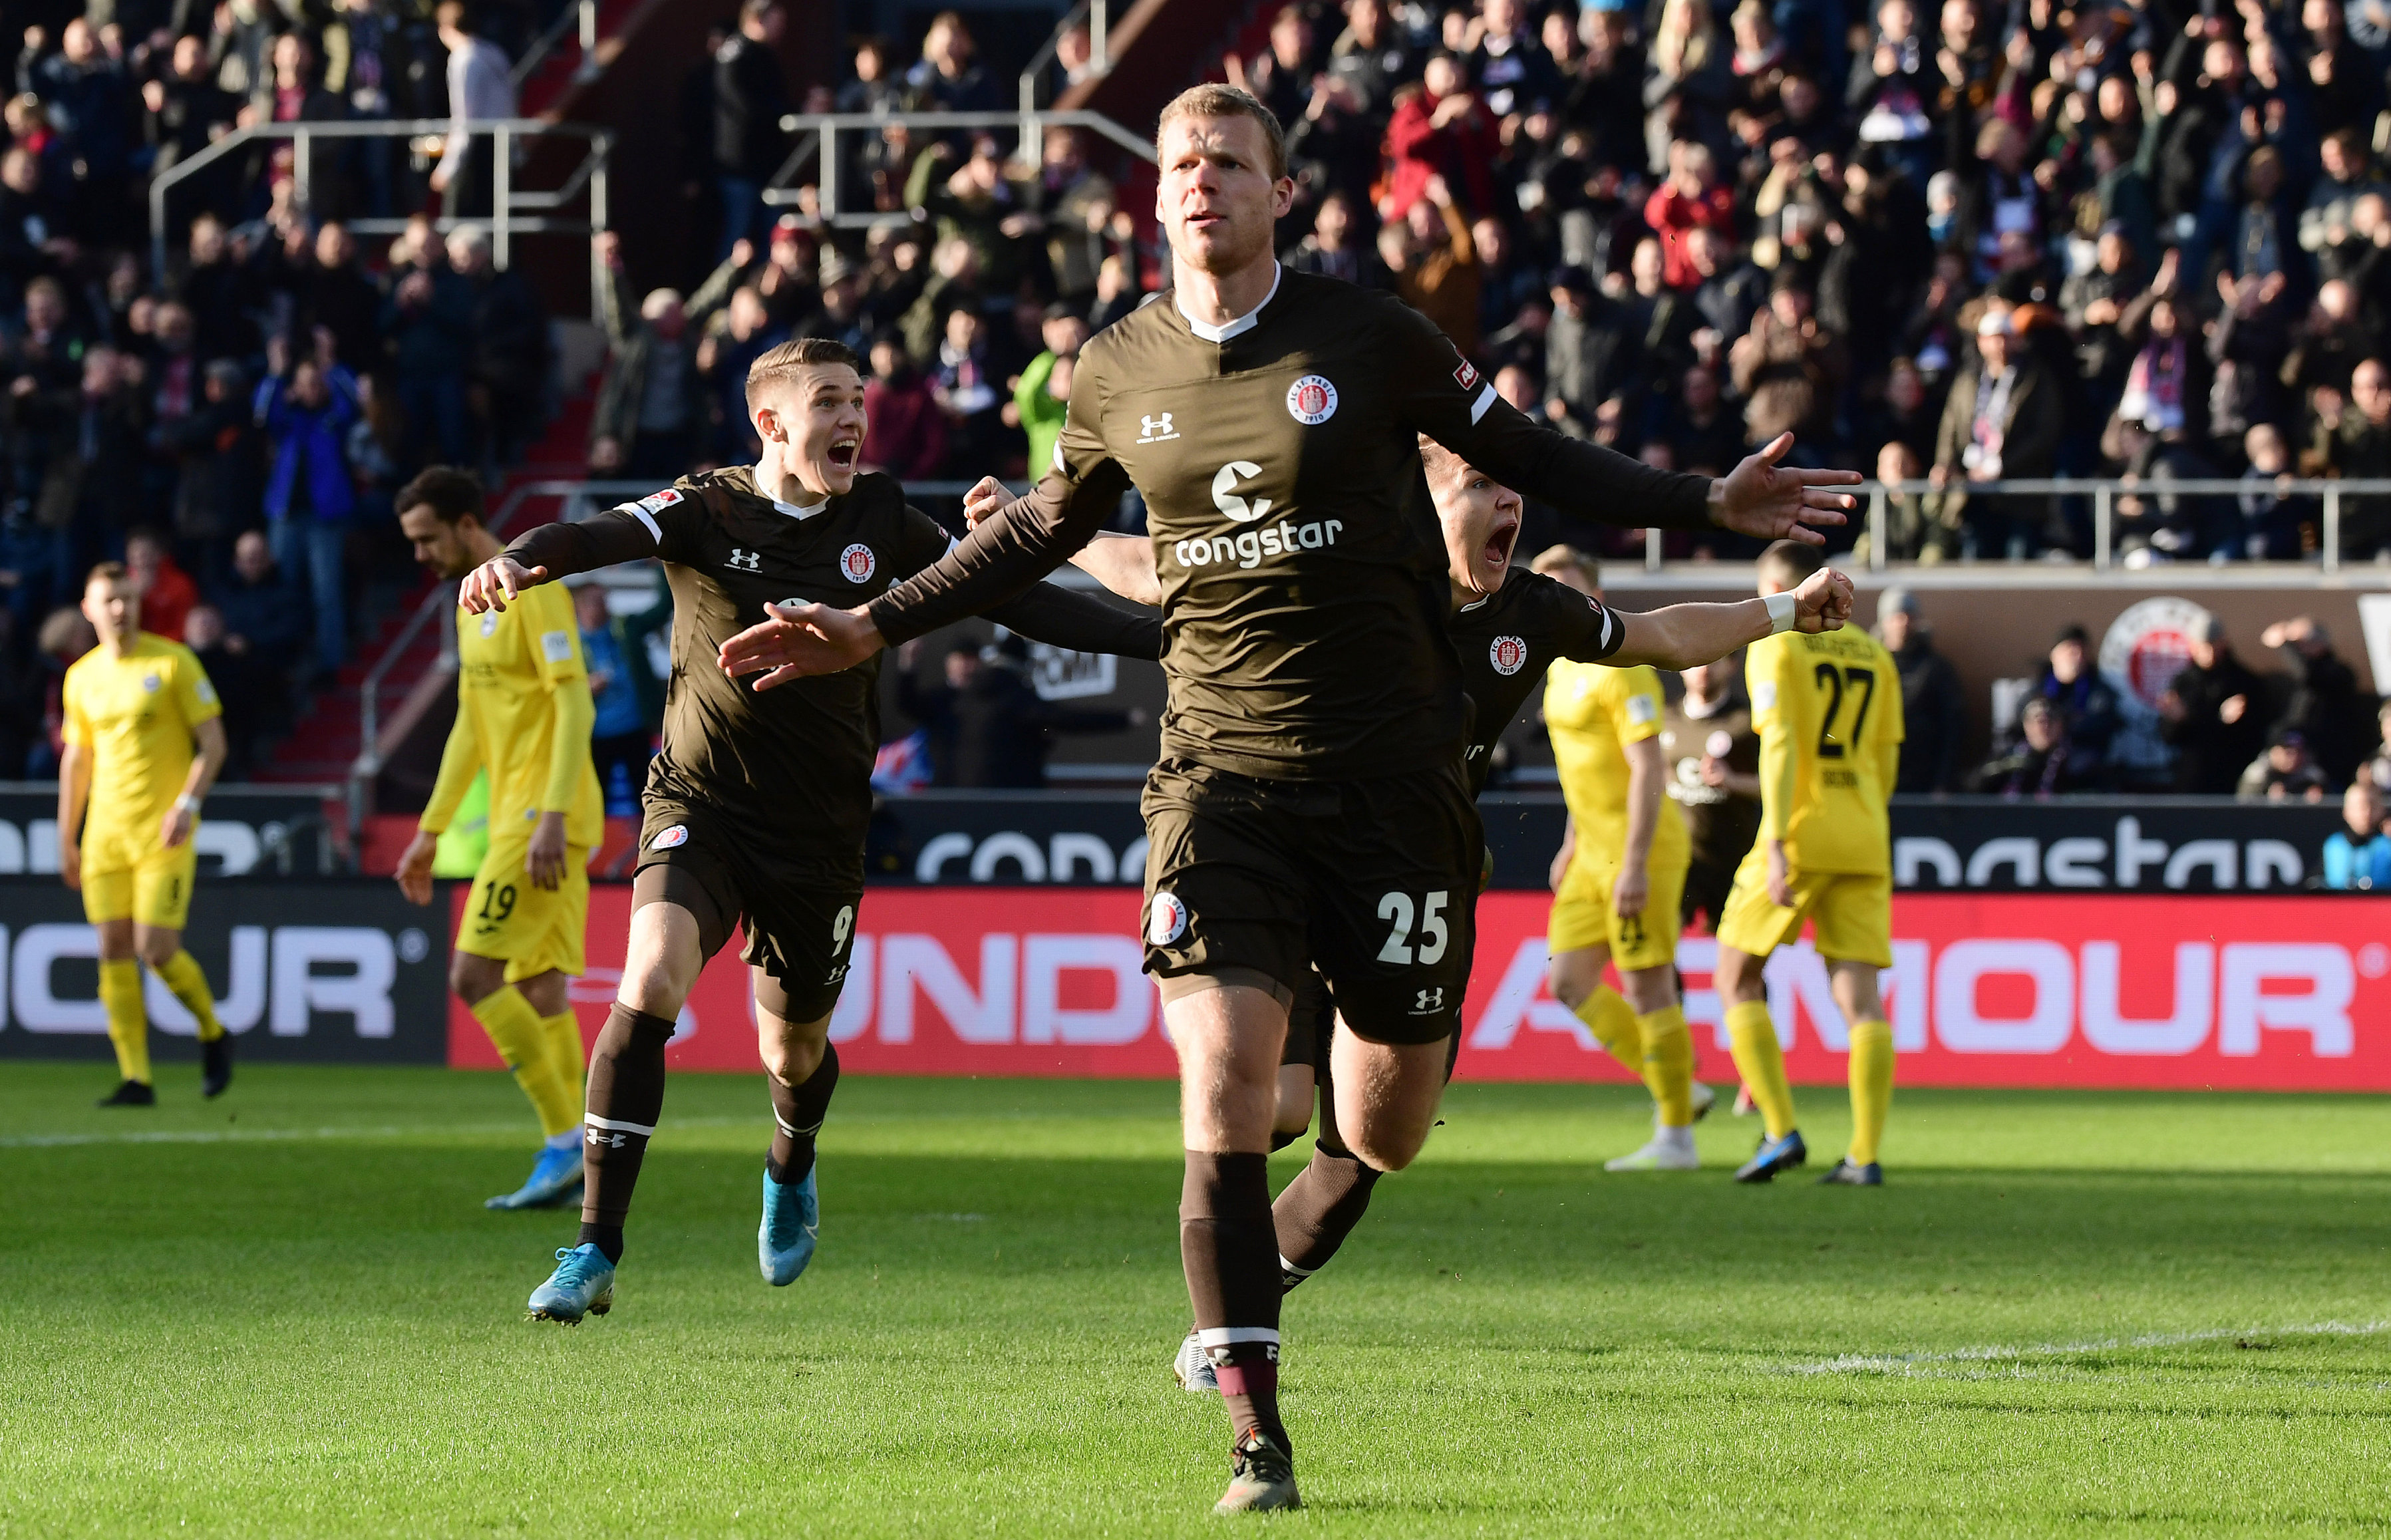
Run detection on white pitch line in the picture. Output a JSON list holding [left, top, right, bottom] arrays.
[[1783, 1320, 2391, 1375]]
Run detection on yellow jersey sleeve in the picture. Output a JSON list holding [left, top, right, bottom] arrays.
[[170, 645, 223, 728], [528, 584, 589, 689], [1597, 666, 1666, 746]]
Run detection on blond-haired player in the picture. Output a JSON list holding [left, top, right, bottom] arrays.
[[60, 562, 232, 1106], [393, 466, 604, 1211], [1535, 545, 1711, 1171], [1715, 540, 1905, 1185]]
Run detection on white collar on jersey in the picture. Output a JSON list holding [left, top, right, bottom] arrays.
[[1176, 262, 1282, 343], [752, 462, 829, 520]]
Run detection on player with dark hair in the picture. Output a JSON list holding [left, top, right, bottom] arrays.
[[393, 466, 603, 1211], [452, 335, 1161, 1322], [715, 86, 1855, 1513], [61, 562, 232, 1105]]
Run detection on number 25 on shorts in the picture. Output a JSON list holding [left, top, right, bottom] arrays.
[[1376, 890, 1451, 964]]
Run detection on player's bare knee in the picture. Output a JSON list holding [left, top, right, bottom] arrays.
[[1619, 963, 1676, 1016], [516, 971, 569, 1017], [1713, 945, 1768, 1004], [94, 920, 136, 961], [132, 927, 180, 969], [1273, 1065, 1316, 1138], [448, 951, 507, 1005], [1547, 947, 1604, 1008], [1828, 960, 1883, 1023], [758, 1020, 828, 1086]]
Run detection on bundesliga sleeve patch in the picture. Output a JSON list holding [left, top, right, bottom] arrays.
[[1753, 681, 1778, 712], [540, 630, 573, 663], [1454, 359, 1480, 390], [1627, 693, 1659, 725], [636, 489, 685, 515], [192, 677, 219, 706]]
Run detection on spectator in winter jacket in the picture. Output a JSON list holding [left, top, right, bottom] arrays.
[[860, 332, 947, 481], [1876, 587, 1967, 793], [2321, 780, 2391, 889], [2035, 625, 2120, 763], [588, 232, 708, 480], [2237, 730, 2330, 802], [2259, 615, 2370, 786], [2159, 613, 2268, 795], [1380, 55, 1497, 220], [255, 340, 361, 677], [1970, 697, 2092, 796], [123, 528, 198, 643]]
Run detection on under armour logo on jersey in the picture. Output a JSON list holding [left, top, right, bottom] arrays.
[[1136, 412, 1179, 444], [1413, 987, 1445, 1013], [726, 548, 762, 571]]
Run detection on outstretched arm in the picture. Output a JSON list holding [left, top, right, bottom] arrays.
[[465, 505, 678, 614], [1609, 567, 1853, 668], [962, 474, 1160, 605]]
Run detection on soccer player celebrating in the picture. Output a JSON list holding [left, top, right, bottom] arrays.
[[393, 468, 604, 1211], [1712, 541, 1905, 1186], [60, 563, 232, 1105], [1536, 546, 1710, 1173], [965, 443, 1853, 1367], [730, 82, 1855, 1510], [452, 337, 1158, 1324]]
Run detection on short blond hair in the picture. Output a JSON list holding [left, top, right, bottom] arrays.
[[1156, 83, 1287, 180], [746, 337, 863, 409], [1531, 543, 1597, 585]]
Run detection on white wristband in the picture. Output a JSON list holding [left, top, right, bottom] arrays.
[[1764, 591, 1798, 634], [174, 794, 200, 815]]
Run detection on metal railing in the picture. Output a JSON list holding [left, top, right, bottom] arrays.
[[1634, 477, 2391, 577], [148, 118, 613, 314], [1019, 0, 1110, 116], [767, 109, 1154, 227], [512, 0, 602, 90]]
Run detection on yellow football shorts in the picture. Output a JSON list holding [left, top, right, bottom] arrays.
[[80, 826, 200, 929], [455, 835, 591, 982], [1715, 852, 1893, 969], [1548, 852, 1686, 973]]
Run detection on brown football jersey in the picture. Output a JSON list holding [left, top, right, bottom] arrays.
[[865, 268, 1714, 782], [505, 467, 1159, 879], [1660, 693, 1762, 869], [1448, 568, 1623, 794]]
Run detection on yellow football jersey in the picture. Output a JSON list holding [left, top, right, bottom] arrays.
[[449, 581, 603, 847], [1746, 627, 1905, 875], [1544, 659, 1688, 869], [63, 634, 221, 843]]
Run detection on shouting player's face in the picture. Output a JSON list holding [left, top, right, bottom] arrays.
[[758, 363, 868, 500], [82, 573, 138, 645], [1156, 114, 1294, 279], [398, 504, 484, 579], [1424, 446, 1523, 604]]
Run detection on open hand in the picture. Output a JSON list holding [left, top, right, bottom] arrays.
[[716, 601, 885, 689], [395, 828, 438, 905], [160, 804, 195, 850], [1711, 433, 1859, 545]]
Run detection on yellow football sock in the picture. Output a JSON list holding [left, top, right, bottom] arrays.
[[1726, 999, 1798, 1140], [1572, 985, 1647, 1079], [471, 987, 575, 1138], [99, 957, 149, 1084], [540, 1009, 586, 1123], [1847, 1018, 1894, 1165], [154, 950, 224, 1042], [1637, 1004, 1696, 1128]]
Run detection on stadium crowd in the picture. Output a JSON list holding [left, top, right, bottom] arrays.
[[0, 0, 552, 782]]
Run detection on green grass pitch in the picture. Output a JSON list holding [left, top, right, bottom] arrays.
[[5, 1062, 2390, 1537]]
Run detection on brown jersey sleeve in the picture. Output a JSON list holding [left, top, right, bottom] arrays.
[[1528, 571, 1625, 662], [893, 504, 1162, 659], [1384, 299, 1714, 533], [863, 345, 1133, 647], [504, 484, 715, 575]]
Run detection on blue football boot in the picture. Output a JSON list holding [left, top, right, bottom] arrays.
[[1734, 1129, 1808, 1183], [527, 1244, 614, 1323], [486, 1143, 585, 1210], [758, 1166, 819, 1286], [1818, 1158, 1883, 1185]]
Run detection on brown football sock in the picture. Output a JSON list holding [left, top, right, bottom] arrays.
[[1271, 1140, 1380, 1291], [1182, 1150, 1287, 1450], [767, 1042, 839, 1183], [577, 1004, 676, 1263]]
